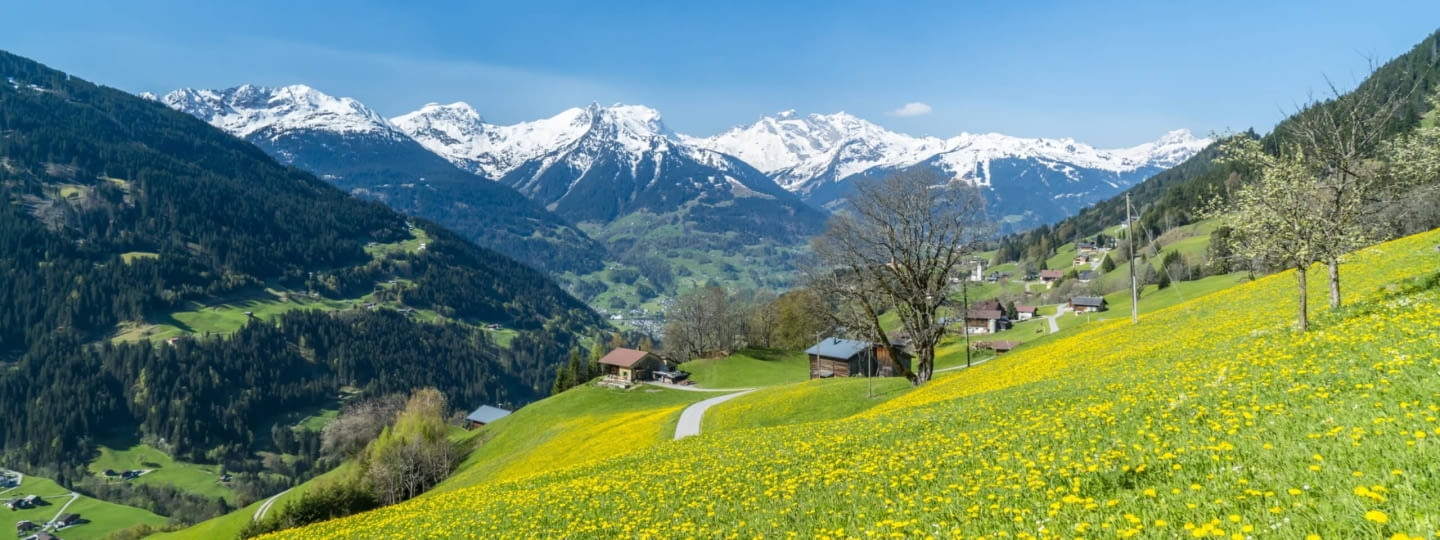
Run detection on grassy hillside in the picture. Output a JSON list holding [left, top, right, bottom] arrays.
[[676, 348, 810, 388], [0, 474, 165, 540], [274, 228, 1440, 538]]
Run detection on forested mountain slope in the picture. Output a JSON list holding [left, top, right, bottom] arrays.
[[0, 50, 603, 483]]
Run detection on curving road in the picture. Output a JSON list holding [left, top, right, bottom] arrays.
[[254, 488, 293, 522], [672, 390, 754, 440]]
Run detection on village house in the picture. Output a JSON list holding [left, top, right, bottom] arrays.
[[1014, 306, 1039, 321], [1070, 296, 1109, 313], [963, 309, 1011, 335], [1077, 270, 1099, 283], [464, 405, 511, 430], [971, 299, 1004, 313], [1077, 241, 1098, 252], [598, 347, 662, 385], [1073, 254, 1091, 266], [806, 338, 912, 379], [1039, 269, 1065, 288]]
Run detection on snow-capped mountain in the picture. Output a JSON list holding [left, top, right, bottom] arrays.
[[689, 111, 1209, 224], [396, 102, 825, 241], [163, 84, 403, 142], [162, 85, 610, 277]]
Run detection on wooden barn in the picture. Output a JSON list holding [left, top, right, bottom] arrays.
[[806, 338, 912, 379], [464, 405, 512, 430]]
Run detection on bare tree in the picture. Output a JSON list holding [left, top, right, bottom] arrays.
[[662, 284, 747, 361], [812, 168, 990, 385], [1279, 68, 1419, 309]]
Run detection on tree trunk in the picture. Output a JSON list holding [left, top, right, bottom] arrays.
[[1296, 265, 1309, 332], [1327, 258, 1342, 310], [915, 347, 934, 385]]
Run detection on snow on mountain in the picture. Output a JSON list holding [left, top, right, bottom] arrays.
[[162, 84, 402, 141], [683, 111, 949, 192], [929, 128, 1209, 187], [689, 112, 1210, 196], [394, 102, 682, 181]]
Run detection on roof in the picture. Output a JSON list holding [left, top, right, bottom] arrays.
[[1015, 305, 1038, 313], [1078, 270, 1099, 280], [805, 338, 871, 361], [1039, 269, 1065, 279], [965, 310, 1005, 320], [1071, 296, 1107, 307], [598, 348, 652, 368], [972, 299, 1003, 311], [465, 405, 512, 424]]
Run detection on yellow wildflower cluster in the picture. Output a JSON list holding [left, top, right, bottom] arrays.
[[271, 229, 1440, 538]]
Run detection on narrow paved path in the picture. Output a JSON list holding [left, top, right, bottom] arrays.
[[935, 354, 997, 374], [1043, 305, 1068, 333], [673, 390, 755, 440], [47, 492, 79, 529], [254, 488, 293, 522]]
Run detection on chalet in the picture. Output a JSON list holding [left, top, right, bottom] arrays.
[[1073, 255, 1090, 266], [16, 520, 37, 533], [806, 338, 912, 379], [1070, 296, 1109, 313], [21, 495, 39, 506], [976, 340, 1021, 354], [1077, 270, 1099, 283], [57, 513, 79, 526], [598, 348, 662, 385], [464, 405, 512, 430], [1039, 269, 1065, 288], [1014, 306, 1039, 321], [1077, 241, 1098, 252], [963, 310, 1011, 335]]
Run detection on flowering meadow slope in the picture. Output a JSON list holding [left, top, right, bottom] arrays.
[[277, 229, 1440, 539]]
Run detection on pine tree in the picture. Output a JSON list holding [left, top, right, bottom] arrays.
[[1100, 254, 1116, 273]]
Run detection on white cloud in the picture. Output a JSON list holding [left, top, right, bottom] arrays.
[[889, 102, 933, 117]]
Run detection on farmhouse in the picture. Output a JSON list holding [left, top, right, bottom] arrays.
[[1039, 269, 1065, 287], [1070, 296, 1109, 313], [1014, 306, 1039, 320], [57, 513, 79, 526], [963, 310, 1011, 335], [598, 347, 661, 385], [464, 405, 512, 430], [806, 338, 912, 379]]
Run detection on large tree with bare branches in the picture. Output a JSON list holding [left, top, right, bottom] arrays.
[[812, 168, 990, 385], [1277, 69, 1419, 309]]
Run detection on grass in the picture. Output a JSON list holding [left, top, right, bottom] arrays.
[[677, 348, 810, 388], [88, 443, 235, 503], [272, 228, 1440, 539], [294, 409, 339, 432], [703, 376, 915, 433], [430, 384, 712, 494], [1, 474, 165, 540], [120, 251, 159, 264], [152, 464, 353, 540]]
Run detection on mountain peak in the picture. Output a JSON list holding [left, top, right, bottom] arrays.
[[162, 84, 396, 140]]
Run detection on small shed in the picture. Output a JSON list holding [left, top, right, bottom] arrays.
[[1014, 306, 1039, 321], [1070, 296, 1109, 313], [464, 405, 512, 430], [598, 348, 661, 384], [976, 340, 1022, 354], [806, 338, 911, 379]]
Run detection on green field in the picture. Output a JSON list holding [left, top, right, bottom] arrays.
[[88, 443, 235, 502], [677, 348, 810, 388], [274, 227, 1440, 539], [151, 464, 353, 540], [1, 474, 166, 540], [702, 376, 915, 433]]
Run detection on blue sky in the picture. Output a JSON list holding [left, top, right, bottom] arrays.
[[3, 1, 1438, 146]]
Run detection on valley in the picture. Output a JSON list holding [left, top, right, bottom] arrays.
[[1, 7, 1439, 540]]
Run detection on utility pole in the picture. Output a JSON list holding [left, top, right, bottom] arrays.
[[1126, 193, 1139, 324], [961, 276, 972, 368]]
